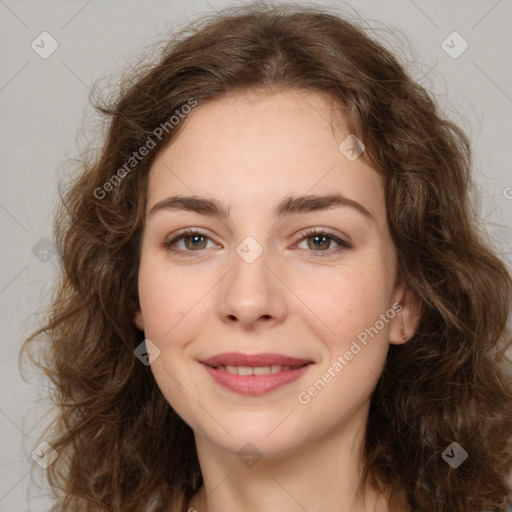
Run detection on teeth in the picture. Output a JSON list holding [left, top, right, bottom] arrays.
[[238, 366, 253, 376], [253, 366, 271, 375], [216, 364, 297, 375]]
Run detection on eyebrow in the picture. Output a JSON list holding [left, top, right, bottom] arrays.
[[147, 193, 374, 222]]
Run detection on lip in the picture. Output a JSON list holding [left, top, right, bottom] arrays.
[[200, 352, 313, 367], [199, 352, 314, 395]]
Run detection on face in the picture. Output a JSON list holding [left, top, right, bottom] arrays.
[[134, 89, 418, 458]]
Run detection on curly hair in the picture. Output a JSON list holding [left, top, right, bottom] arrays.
[[21, 2, 512, 511]]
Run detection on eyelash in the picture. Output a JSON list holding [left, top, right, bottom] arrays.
[[161, 228, 353, 258]]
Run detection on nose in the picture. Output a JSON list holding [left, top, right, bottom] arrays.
[[216, 242, 288, 331]]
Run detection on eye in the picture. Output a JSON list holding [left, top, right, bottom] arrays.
[[295, 229, 352, 257], [162, 228, 218, 256], [160, 227, 352, 258]]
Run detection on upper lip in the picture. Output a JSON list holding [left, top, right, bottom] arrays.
[[200, 352, 313, 367]]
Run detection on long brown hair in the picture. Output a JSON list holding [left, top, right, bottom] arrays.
[[21, 3, 512, 511]]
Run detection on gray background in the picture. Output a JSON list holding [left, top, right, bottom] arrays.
[[1, 0, 511, 510]]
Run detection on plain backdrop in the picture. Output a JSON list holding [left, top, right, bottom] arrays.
[[1, 0, 511, 510]]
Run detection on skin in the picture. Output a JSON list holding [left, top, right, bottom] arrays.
[[134, 89, 419, 512]]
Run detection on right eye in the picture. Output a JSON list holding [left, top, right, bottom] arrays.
[[162, 228, 219, 256]]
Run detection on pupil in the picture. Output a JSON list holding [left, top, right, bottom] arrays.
[[311, 235, 327, 249], [186, 235, 205, 250]]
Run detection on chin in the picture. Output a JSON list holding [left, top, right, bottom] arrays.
[[195, 413, 312, 459]]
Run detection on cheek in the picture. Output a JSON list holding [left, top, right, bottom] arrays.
[[137, 258, 211, 428], [299, 263, 393, 348], [295, 271, 393, 417], [137, 255, 208, 340]]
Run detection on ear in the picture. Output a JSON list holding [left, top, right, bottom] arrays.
[[389, 280, 420, 345], [134, 308, 145, 331]]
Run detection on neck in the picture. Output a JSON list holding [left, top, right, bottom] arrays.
[[187, 405, 389, 512]]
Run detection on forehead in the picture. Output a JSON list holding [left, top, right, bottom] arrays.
[[161, 89, 348, 167], [147, 89, 386, 229]]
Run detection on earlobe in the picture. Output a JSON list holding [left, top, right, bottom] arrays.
[[390, 285, 421, 345], [134, 309, 145, 331]]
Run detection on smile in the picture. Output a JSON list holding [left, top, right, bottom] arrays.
[[213, 364, 303, 375], [201, 364, 312, 395]]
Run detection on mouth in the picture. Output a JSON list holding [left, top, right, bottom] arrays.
[[208, 363, 309, 376], [200, 351, 313, 367], [199, 352, 314, 395]]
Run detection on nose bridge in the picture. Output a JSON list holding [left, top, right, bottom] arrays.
[[228, 234, 273, 303], [217, 233, 287, 327]]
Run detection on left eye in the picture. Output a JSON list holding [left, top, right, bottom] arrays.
[[295, 229, 352, 256], [162, 228, 352, 257]]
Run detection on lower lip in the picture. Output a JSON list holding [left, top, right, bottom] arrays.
[[201, 363, 312, 395]]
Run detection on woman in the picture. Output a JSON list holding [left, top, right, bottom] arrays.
[[22, 3, 512, 511]]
